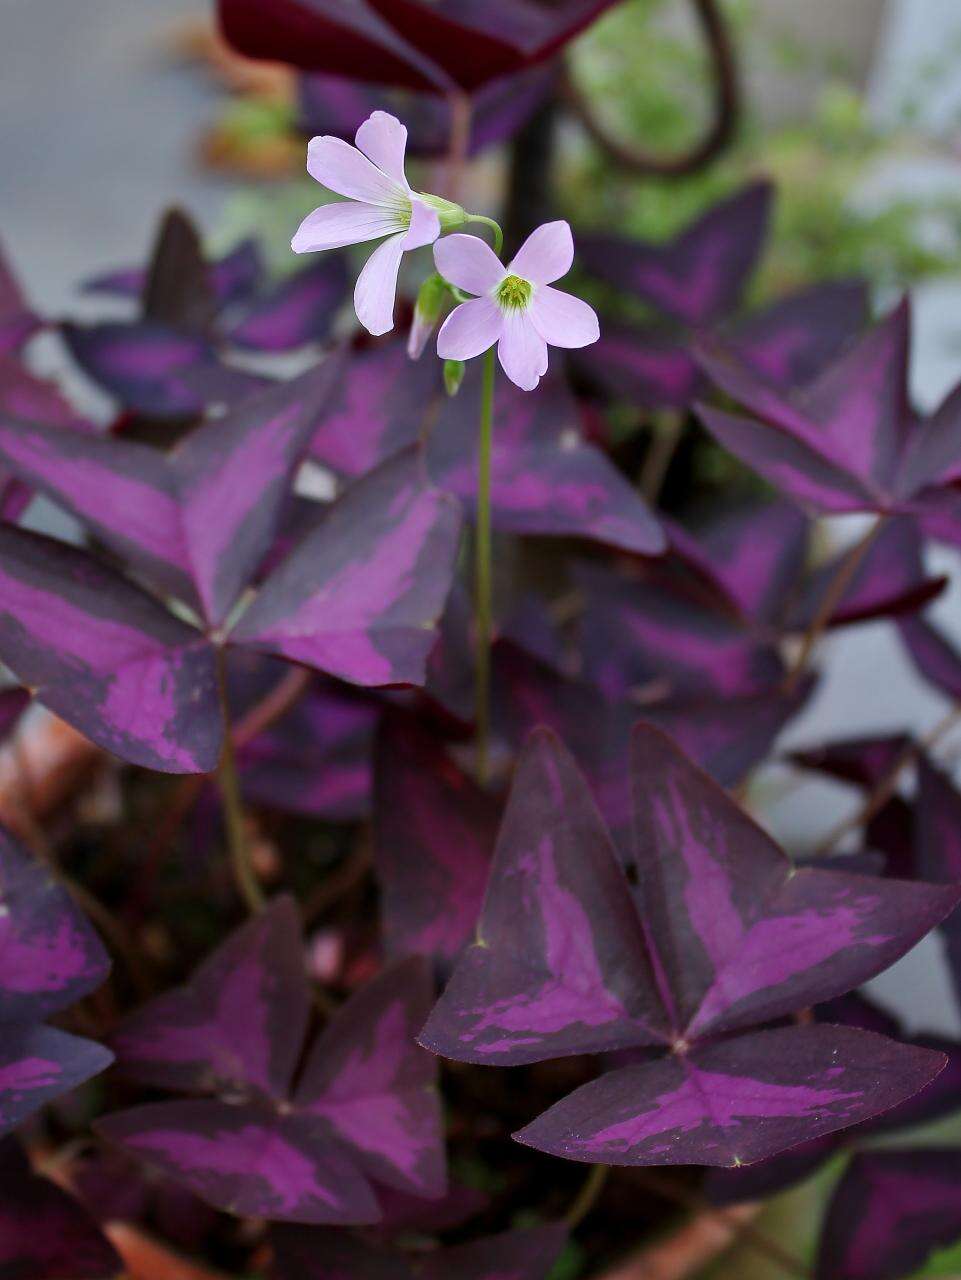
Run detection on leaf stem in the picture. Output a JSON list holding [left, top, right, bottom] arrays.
[[467, 214, 504, 257], [784, 517, 884, 694], [639, 410, 684, 503], [214, 649, 264, 914], [565, 1163, 609, 1230], [474, 346, 496, 786]]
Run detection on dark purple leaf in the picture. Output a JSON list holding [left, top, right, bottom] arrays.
[[112, 895, 310, 1098], [790, 518, 945, 631], [84, 235, 264, 311], [0, 526, 221, 773], [628, 725, 959, 1038], [171, 358, 345, 625], [580, 184, 773, 326], [0, 1023, 113, 1136], [0, 359, 343, 623], [238, 673, 377, 821], [97, 1098, 381, 1225], [897, 613, 961, 701], [309, 342, 433, 479], [61, 320, 216, 419], [427, 369, 665, 555], [0, 241, 40, 355], [817, 1149, 961, 1280], [705, 1133, 841, 1206], [232, 449, 463, 688], [574, 560, 784, 701], [665, 499, 808, 625], [299, 64, 555, 157], [576, 323, 699, 411], [295, 957, 445, 1199], [515, 1024, 944, 1168], [419, 729, 670, 1066], [229, 257, 348, 352], [730, 280, 870, 389], [0, 825, 110, 1024], [0, 1138, 122, 1280], [790, 735, 911, 791], [218, 0, 621, 93], [424, 726, 954, 1166], [373, 717, 499, 962]]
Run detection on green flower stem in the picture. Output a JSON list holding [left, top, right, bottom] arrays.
[[474, 344, 496, 786], [467, 214, 504, 256], [214, 648, 264, 914], [564, 1163, 609, 1230]]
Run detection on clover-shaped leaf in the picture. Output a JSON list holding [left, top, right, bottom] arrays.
[[421, 728, 957, 1167]]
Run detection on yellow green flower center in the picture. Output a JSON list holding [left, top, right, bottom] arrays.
[[496, 274, 533, 311]]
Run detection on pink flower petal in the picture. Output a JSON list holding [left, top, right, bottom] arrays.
[[498, 310, 550, 391], [307, 135, 406, 207], [403, 199, 441, 250], [291, 201, 402, 253], [355, 111, 410, 189], [434, 234, 505, 297], [437, 298, 503, 361], [354, 233, 406, 336], [529, 286, 600, 348], [509, 220, 574, 285]]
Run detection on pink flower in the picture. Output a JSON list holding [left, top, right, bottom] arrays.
[[292, 111, 446, 336], [434, 221, 599, 391]]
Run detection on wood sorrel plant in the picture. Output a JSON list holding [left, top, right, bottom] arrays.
[[4, 116, 961, 1280], [294, 110, 601, 779]]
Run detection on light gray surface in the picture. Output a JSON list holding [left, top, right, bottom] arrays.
[[0, 0, 231, 311]]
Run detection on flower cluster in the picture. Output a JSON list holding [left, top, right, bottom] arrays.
[[292, 110, 599, 391]]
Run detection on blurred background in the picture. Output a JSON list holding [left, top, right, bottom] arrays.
[[5, 0, 961, 1023]]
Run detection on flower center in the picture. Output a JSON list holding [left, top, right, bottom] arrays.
[[496, 274, 533, 312]]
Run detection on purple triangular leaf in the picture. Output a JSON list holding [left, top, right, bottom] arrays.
[[298, 64, 555, 158], [61, 320, 216, 419], [112, 895, 310, 1098], [0, 526, 221, 773], [574, 560, 784, 701], [0, 825, 110, 1023], [730, 280, 869, 389], [817, 1149, 961, 1280], [790, 735, 911, 790], [427, 370, 665, 555], [237, 668, 377, 821], [84, 234, 264, 310], [667, 499, 809, 625], [229, 257, 348, 351], [97, 1098, 381, 1225], [373, 717, 498, 962], [419, 729, 667, 1065], [897, 613, 961, 701], [575, 323, 699, 410], [0, 1138, 122, 1280], [696, 400, 880, 513], [789, 517, 945, 630], [231, 449, 462, 688], [514, 1024, 945, 1168], [579, 183, 773, 326], [309, 342, 433, 480], [630, 724, 960, 1038], [171, 358, 344, 625], [295, 957, 446, 1199], [0, 1023, 113, 1136]]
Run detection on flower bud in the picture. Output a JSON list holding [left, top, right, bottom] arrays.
[[408, 272, 449, 360], [418, 192, 468, 231], [444, 359, 466, 396]]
